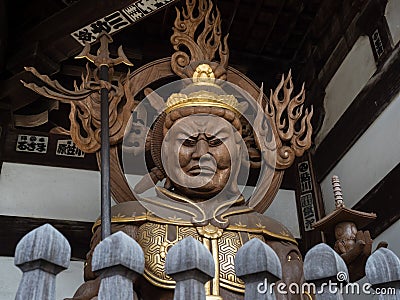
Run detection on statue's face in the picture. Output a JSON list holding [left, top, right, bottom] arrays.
[[161, 114, 241, 199]]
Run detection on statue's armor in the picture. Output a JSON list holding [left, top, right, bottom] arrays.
[[82, 200, 306, 300], [137, 221, 265, 293]]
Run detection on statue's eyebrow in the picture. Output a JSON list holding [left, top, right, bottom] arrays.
[[207, 123, 232, 137], [174, 125, 199, 139]]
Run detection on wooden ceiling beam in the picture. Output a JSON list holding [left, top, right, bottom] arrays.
[[9, 0, 134, 51], [258, 0, 287, 54], [291, 18, 316, 61], [230, 49, 292, 67], [160, 5, 172, 36], [0, 0, 6, 73], [3, 0, 179, 113], [0, 215, 92, 259], [0, 71, 42, 111], [225, 0, 241, 34], [242, 0, 263, 50], [6, 0, 134, 76], [275, 4, 304, 56]]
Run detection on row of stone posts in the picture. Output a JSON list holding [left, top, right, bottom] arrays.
[[13, 224, 400, 299]]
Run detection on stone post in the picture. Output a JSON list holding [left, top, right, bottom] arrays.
[[365, 247, 400, 299], [235, 238, 282, 300], [92, 231, 145, 300], [14, 223, 71, 300], [303, 243, 348, 300], [165, 237, 215, 300]]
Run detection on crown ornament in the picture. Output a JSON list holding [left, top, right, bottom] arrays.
[[165, 64, 240, 114], [165, 90, 240, 114]]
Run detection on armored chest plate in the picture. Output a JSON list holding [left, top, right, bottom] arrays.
[[136, 221, 265, 293]]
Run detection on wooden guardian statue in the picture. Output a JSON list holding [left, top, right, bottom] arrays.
[[65, 0, 314, 299], [23, 0, 313, 298]]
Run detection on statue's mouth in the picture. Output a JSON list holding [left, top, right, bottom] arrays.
[[188, 165, 216, 176]]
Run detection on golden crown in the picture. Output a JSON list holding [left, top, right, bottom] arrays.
[[165, 64, 240, 114]]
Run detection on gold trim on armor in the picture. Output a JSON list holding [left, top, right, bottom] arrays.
[[213, 199, 245, 225], [304, 291, 313, 300], [220, 280, 245, 293], [227, 225, 297, 244], [203, 237, 211, 295], [93, 215, 297, 243], [92, 215, 193, 232], [143, 271, 175, 289], [154, 188, 207, 223], [220, 207, 253, 219], [141, 195, 206, 223], [211, 238, 220, 296], [197, 224, 224, 239], [220, 277, 245, 290]]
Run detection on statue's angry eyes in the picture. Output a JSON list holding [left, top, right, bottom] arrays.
[[181, 134, 224, 148]]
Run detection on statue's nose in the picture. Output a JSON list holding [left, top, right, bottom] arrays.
[[192, 139, 209, 159]]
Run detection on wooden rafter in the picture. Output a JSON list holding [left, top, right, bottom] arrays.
[[258, 0, 287, 54], [242, 0, 263, 50], [275, 3, 304, 56], [160, 5, 172, 35], [0, 215, 92, 259], [225, 0, 241, 34]]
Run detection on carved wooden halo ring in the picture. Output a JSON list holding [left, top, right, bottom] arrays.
[[111, 58, 284, 214]]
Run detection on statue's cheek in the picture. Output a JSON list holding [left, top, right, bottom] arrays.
[[178, 152, 192, 168], [212, 145, 232, 170]]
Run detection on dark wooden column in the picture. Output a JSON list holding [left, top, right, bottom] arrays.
[[0, 106, 11, 173], [0, 0, 6, 73], [294, 152, 325, 254]]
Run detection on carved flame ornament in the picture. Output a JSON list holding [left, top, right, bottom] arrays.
[[21, 33, 136, 153], [171, 0, 229, 80], [255, 70, 313, 170]]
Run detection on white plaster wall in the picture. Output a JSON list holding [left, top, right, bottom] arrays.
[[0, 256, 84, 300], [0, 163, 101, 222], [385, 0, 400, 46], [0, 163, 299, 237], [316, 36, 377, 146], [372, 218, 400, 257], [264, 189, 300, 239], [320, 91, 400, 213]]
